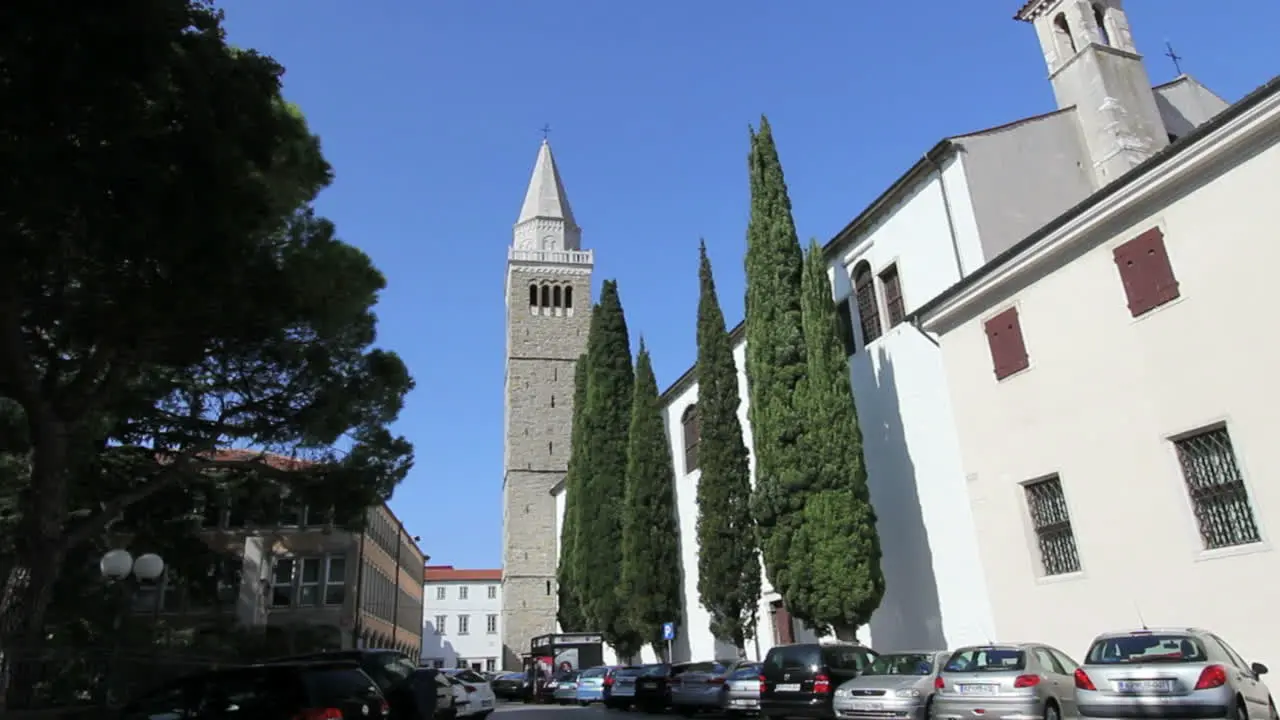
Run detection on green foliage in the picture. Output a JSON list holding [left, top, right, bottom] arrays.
[[572, 281, 638, 657], [0, 0, 414, 647], [620, 341, 683, 655], [693, 242, 760, 657], [790, 240, 884, 636], [557, 354, 590, 631], [742, 117, 809, 604]]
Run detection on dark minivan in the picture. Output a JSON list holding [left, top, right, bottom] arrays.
[[760, 642, 878, 719]]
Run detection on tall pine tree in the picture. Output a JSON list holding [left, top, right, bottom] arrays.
[[557, 353, 591, 631], [789, 240, 885, 638], [742, 117, 810, 603], [572, 280, 639, 657], [620, 340, 684, 658], [693, 241, 761, 658]]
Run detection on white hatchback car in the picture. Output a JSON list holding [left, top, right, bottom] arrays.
[[446, 668, 497, 718]]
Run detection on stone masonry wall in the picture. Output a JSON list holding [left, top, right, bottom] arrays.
[[501, 263, 592, 669]]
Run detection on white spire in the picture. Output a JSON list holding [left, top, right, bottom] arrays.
[[517, 139, 578, 228]]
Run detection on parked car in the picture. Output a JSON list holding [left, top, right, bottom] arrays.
[[270, 650, 417, 720], [409, 667, 458, 719], [933, 643, 1079, 720], [605, 665, 646, 709], [444, 675, 472, 717], [760, 642, 879, 719], [670, 660, 751, 714], [1073, 628, 1274, 720], [577, 665, 619, 705], [722, 663, 763, 716], [833, 650, 950, 720], [633, 663, 682, 713], [445, 668, 496, 718], [552, 670, 581, 704], [491, 671, 528, 701], [118, 660, 390, 720]]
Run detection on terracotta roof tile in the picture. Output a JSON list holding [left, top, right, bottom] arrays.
[[423, 566, 502, 582]]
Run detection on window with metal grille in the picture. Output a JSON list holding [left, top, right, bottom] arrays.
[[1023, 476, 1082, 576], [835, 299, 857, 356], [1174, 427, 1260, 550], [682, 404, 700, 473], [879, 264, 905, 328], [852, 262, 883, 344]]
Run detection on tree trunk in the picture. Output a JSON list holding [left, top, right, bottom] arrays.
[[832, 624, 860, 642]]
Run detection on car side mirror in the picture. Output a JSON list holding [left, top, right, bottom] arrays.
[[1252, 662, 1269, 676]]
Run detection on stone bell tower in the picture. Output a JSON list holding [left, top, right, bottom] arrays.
[[500, 139, 593, 669]]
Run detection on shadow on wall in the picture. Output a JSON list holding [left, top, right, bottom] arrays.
[[420, 620, 458, 664], [858, 343, 946, 652]]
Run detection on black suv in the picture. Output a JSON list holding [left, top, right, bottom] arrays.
[[273, 649, 418, 718], [118, 660, 389, 720], [760, 642, 878, 719]]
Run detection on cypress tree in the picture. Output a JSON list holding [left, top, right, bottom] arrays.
[[620, 340, 683, 659], [694, 241, 761, 658], [742, 116, 809, 603], [789, 240, 885, 637], [557, 353, 591, 631], [572, 280, 638, 657]]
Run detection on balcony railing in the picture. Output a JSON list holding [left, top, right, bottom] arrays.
[[508, 248, 594, 265]]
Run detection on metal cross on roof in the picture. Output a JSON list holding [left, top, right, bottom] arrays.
[[1165, 41, 1184, 76]]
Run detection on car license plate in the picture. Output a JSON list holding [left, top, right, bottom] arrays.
[[732, 699, 757, 706], [777, 683, 801, 692], [641, 681, 656, 688], [848, 700, 884, 711], [957, 684, 998, 694], [482, 700, 493, 707], [1115, 680, 1173, 693]]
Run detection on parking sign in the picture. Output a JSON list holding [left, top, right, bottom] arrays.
[[662, 622, 676, 640]]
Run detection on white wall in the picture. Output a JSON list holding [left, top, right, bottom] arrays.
[[930, 105, 1280, 670], [423, 579, 503, 670], [830, 154, 997, 651]]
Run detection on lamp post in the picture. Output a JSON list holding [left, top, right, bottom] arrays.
[[98, 550, 165, 705]]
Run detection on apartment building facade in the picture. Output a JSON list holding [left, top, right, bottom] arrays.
[[422, 566, 502, 671]]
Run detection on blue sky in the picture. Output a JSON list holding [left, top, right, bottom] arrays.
[[216, 0, 1279, 568]]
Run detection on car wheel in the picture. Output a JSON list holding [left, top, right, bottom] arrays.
[[1044, 701, 1060, 720]]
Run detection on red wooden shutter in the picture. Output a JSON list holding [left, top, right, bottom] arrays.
[[984, 307, 1029, 380], [1114, 227, 1180, 316]]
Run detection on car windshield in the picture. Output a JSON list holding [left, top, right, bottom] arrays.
[[641, 665, 669, 677], [729, 666, 761, 680], [450, 669, 487, 683], [945, 649, 1026, 673], [1087, 634, 1208, 664], [500, 673, 523, 680], [864, 654, 936, 676], [555, 671, 578, 681], [581, 667, 606, 678], [616, 667, 646, 678]]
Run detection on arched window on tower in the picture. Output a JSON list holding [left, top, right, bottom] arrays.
[[529, 284, 538, 308], [852, 261, 883, 345], [1092, 4, 1110, 45], [1053, 13, 1077, 57], [540, 285, 551, 308], [552, 285, 562, 308], [681, 404, 700, 473], [564, 286, 574, 309]]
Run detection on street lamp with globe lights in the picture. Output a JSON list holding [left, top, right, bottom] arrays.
[[97, 549, 166, 704]]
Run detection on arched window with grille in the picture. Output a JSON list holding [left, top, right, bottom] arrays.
[[540, 285, 551, 308], [552, 285, 562, 308], [529, 284, 538, 308], [681, 404, 700, 473], [852, 261, 883, 344], [564, 285, 574, 308]]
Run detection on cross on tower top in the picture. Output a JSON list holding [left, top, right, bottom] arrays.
[[540, 123, 552, 140], [1165, 41, 1184, 75]]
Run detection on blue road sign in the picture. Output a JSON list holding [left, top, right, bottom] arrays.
[[662, 622, 676, 641]]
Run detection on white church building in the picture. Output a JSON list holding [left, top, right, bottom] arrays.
[[528, 0, 1268, 665]]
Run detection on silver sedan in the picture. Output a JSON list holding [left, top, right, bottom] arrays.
[[933, 643, 1080, 720], [834, 650, 950, 720]]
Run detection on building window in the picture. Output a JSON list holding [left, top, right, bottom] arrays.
[[1113, 227, 1180, 317], [1174, 426, 1260, 550], [1053, 13, 1076, 56], [540, 285, 550, 308], [458, 586, 468, 601], [436, 586, 446, 600], [325, 556, 346, 605], [1024, 476, 1082, 576], [984, 306, 1030, 380], [487, 614, 498, 634], [432, 659, 444, 669], [487, 585, 497, 600], [564, 286, 573, 308], [1092, 4, 1110, 45], [270, 558, 295, 607], [299, 558, 322, 606], [835, 299, 857, 356], [879, 264, 905, 328], [852, 261, 883, 344], [681, 405, 700, 473], [458, 615, 470, 635], [435, 615, 447, 634], [553, 285, 562, 308], [485, 659, 497, 672], [529, 284, 538, 307]]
